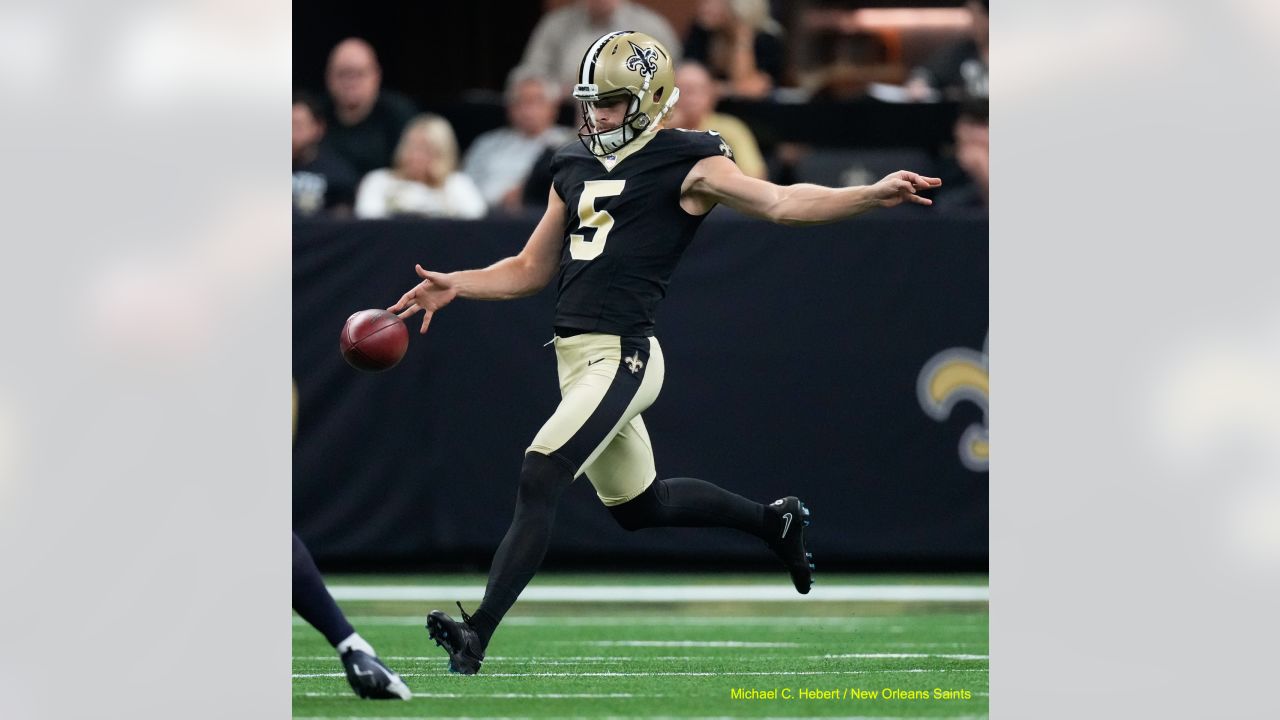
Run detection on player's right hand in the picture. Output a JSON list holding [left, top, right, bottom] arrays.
[[388, 265, 458, 335]]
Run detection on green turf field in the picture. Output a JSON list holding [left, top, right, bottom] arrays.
[[293, 574, 989, 719]]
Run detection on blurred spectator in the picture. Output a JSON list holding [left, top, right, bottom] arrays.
[[322, 38, 418, 176], [515, 0, 682, 90], [683, 0, 785, 99], [935, 101, 988, 210], [905, 0, 989, 102], [293, 92, 358, 217], [462, 70, 575, 213], [355, 115, 487, 219], [667, 63, 766, 179]]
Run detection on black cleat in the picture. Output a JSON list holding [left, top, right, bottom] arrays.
[[766, 496, 813, 594], [340, 649, 411, 700], [425, 602, 485, 675]]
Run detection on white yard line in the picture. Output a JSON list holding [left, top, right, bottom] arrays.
[[822, 653, 989, 660], [580, 640, 800, 648], [295, 653, 988, 662], [296, 615, 988, 628], [327, 584, 989, 603], [294, 668, 988, 679]]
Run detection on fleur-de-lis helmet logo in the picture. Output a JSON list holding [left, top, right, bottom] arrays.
[[625, 40, 659, 77], [917, 335, 988, 472]]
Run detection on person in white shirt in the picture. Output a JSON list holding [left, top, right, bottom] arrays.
[[515, 0, 681, 93], [355, 114, 487, 219], [462, 71, 575, 212]]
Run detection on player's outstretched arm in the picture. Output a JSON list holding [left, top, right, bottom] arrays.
[[682, 155, 941, 226], [388, 186, 565, 334]]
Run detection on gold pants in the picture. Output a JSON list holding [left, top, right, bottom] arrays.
[[527, 333, 665, 506]]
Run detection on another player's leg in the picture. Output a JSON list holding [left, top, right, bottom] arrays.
[[292, 532, 411, 699], [590, 418, 814, 594]]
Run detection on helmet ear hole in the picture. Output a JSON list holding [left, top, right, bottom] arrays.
[[653, 86, 665, 103]]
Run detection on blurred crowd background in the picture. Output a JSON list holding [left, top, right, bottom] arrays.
[[293, 0, 989, 221]]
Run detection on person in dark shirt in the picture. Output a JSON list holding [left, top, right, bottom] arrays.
[[293, 92, 358, 217], [683, 0, 786, 98], [389, 32, 940, 675], [321, 38, 418, 177]]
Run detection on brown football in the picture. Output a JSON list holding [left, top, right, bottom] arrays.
[[340, 309, 409, 372]]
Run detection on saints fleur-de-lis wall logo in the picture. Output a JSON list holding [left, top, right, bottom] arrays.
[[917, 335, 988, 472], [625, 40, 659, 77]]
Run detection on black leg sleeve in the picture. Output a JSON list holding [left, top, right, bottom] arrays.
[[292, 532, 355, 647], [608, 477, 777, 540], [472, 451, 576, 646]]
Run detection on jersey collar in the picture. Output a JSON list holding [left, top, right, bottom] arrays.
[[595, 127, 659, 172]]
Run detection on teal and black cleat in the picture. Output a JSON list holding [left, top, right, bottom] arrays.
[[425, 603, 486, 675], [767, 496, 814, 594]]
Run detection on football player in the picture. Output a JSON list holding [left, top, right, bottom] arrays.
[[390, 30, 940, 675]]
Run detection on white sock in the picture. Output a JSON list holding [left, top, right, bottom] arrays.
[[335, 632, 376, 657]]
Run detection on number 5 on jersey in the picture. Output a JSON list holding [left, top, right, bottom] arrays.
[[569, 180, 626, 261]]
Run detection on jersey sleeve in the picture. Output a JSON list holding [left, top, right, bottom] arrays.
[[672, 129, 737, 165], [548, 141, 579, 201]]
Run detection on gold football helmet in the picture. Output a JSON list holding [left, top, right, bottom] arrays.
[[572, 30, 680, 156]]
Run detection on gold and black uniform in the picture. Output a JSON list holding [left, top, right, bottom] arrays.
[[428, 33, 811, 667], [551, 128, 734, 337], [528, 128, 735, 505]]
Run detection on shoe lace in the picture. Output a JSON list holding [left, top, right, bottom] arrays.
[[455, 601, 474, 625]]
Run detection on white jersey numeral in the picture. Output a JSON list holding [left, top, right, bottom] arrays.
[[569, 179, 626, 261]]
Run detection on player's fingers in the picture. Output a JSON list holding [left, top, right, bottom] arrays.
[[900, 172, 942, 189], [419, 310, 434, 335], [906, 193, 933, 206], [387, 294, 410, 313], [415, 264, 431, 279], [396, 303, 420, 320]]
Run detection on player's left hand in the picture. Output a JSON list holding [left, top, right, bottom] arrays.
[[871, 171, 942, 208]]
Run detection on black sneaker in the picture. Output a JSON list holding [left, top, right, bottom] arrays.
[[425, 602, 485, 675], [766, 496, 813, 594], [340, 649, 411, 700]]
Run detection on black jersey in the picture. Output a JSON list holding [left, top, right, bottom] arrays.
[[549, 129, 735, 337]]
